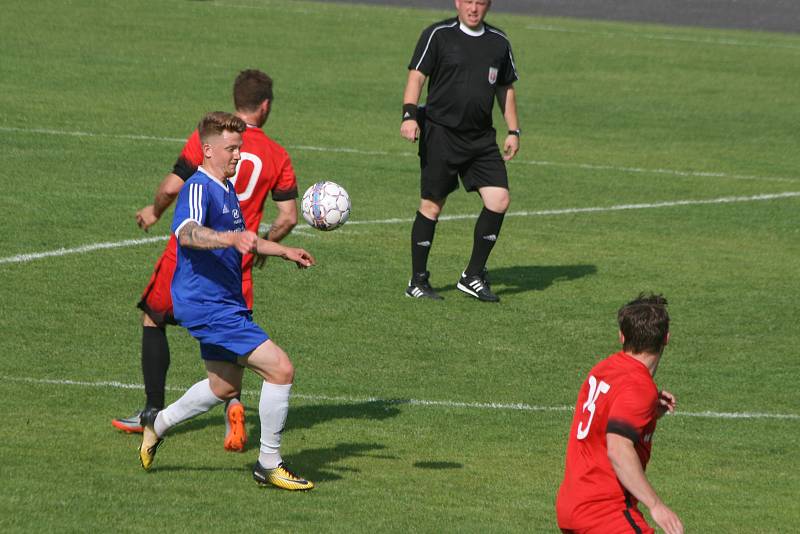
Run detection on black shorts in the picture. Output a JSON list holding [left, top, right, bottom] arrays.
[[418, 119, 509, 201]]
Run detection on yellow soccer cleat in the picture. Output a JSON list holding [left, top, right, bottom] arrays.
[[253, 462, 314, 491], [138, 409, 163, 471]]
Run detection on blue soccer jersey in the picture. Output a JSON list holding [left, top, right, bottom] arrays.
[[170, 167, 248, 328]]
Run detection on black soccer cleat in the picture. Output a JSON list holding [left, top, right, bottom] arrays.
[[456, 269, 499, 302], [405, 271, 443, 300]]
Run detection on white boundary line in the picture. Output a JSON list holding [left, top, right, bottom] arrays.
[[347, 192, 800, 226], [2, 192, 799, 265], [514, 159, 799, 184], [2, 375, 797, 420], [0, 236, 169, 265], [2, 125, 798, 184], [525, 23, 800, 51]]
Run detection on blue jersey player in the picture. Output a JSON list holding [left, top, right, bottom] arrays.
[[138, 111, 316, 491]]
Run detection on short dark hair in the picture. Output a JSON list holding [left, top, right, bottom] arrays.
[[617, 293, 670, 354], [233, 69, 273, 112], [197, 111, 246, 143]]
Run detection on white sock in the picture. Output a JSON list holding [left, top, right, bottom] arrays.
[[258, 382, 292, 469], [155, 378, 224, 437]]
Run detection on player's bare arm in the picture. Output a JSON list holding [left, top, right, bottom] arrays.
[[607, 433, 684, 534], [254, 199, 298, 269], [254, 238, 315, 269], [266, 199, 298, 242], [495, 84, 520, 161], [137, 173, 185, 231], [178, 221, 257, 253], [400, 70, 427, 142]]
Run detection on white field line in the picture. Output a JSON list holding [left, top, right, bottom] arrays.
[[0, 236, 169, 265], [2, 125, 798, 184], [2, 192, 799, 265], [0, 226, 317, 265], [2, 375, 797, 421], [515, 159, 800, 184], [346, 191, 800, 225], [525, 23, 800, 51]]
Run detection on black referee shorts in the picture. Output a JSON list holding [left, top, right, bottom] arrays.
[[418, 120, 509, 201]]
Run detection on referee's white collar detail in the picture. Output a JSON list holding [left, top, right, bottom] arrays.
[[459, 21, 485, 36], [198, 165, 230, 192]]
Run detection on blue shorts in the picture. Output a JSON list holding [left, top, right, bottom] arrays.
[[187, 311, 270, 363]]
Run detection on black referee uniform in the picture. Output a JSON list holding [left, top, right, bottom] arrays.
[[403, 16, 519, 302], [409, 17, 518, 199]]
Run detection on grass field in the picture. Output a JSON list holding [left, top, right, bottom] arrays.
[[1, 0, 799, 532]]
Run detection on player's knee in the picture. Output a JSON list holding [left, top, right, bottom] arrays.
[[485, 192, 510, 213], [497, 194, 510, 213], [142, 312, 158, 328], [209, 381, 240, 400], [271, 358, 294, 384], [419, 200, 443, 220]]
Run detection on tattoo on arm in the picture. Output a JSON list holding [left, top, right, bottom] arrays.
[[178, 221, 233, 250], [267, 221, 292, 243]]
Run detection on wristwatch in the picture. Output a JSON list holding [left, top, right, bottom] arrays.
[[508, 129, 521, 137]]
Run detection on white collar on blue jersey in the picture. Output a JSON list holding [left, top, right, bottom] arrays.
[[459, 21, 485, 36], [198, 165, 230, 192]]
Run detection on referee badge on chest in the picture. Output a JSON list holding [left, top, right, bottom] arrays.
[[488, 67, 498, 85]]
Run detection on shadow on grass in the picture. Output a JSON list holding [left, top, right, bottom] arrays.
[[413, 461, 463, 470], [150, 464, 245, 474], [279, 442, 397, 483], [438, 264, 597, 296], [142, 443, 392, 480], [160, 400, 401, 446], [286, 400, 402, 431]]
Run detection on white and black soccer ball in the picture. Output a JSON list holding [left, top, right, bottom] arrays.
[[301, 181, 351, 231]]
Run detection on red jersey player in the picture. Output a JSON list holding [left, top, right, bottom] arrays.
[[112, 70, 299, 453], [556, 294, 684, 534]]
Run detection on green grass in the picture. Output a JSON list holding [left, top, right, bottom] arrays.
[[1, 0, 799, 532]]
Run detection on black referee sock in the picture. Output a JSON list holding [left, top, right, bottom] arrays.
[[465, 207, 505, 277], [142, 326, 170, 410], [411, 211, 437, 276]]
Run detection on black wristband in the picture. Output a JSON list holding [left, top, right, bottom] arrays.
[[508, 129, 521, 137], [402, 104, 418, 122]]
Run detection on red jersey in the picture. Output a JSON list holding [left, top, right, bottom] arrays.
[[171, 125, 298, 273], [556, 351, 659, 531]]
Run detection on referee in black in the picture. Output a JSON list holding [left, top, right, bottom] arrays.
[[401, 0, 520, 303]]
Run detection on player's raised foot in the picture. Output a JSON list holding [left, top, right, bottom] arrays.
[[224, 399, 247, 452], [112, 410, 143, 433], [139, 407, 164, 471], [456, 270, 499, 302], [405, 271, 443, 300], [253, 461, 315, 491]]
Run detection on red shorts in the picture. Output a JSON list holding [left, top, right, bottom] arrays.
[[138, 236, 254, 327], [560, 507, 653, 534]]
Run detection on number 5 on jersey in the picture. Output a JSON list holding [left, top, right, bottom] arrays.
[[576, 375, 610, 440]]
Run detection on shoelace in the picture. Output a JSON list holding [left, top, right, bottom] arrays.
[[277, 463, 304, 480]]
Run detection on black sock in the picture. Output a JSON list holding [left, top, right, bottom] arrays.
[[411, 211, 437, 276], [141, 326, 170, 410], [465, 207, 505, 276]]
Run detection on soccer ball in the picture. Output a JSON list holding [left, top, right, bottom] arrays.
[[301, 181, 351, 231]]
